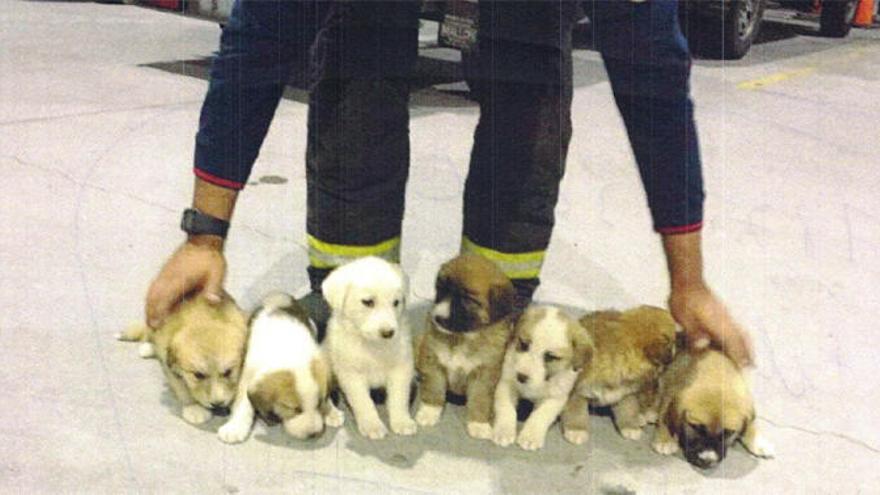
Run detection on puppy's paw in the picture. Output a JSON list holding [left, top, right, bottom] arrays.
[[651, 437, 679, 456], [619, 427, 643, 441], [218, 421, 250, 444], [391, 416, 418, 436], [639, 410, 658, 425], [137, 342, 156, 359], [182, 404, 212, 425], [493, 423, 517, 447], [466, 421, 492, 440], [563, 428, 589, 445], [516, 426, 547, 451], [357, 419, 388, 440], [284, 413, 324, 439], [415, 404, 443, 427], [745, 434, 776, 459], [323, 404, 345, 428]]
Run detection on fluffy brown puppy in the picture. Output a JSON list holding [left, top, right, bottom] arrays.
[[414, 254, 517, 439], [652, 348, 774, 469], [561, 305, 677, 444], [118, 294, 248, 425]]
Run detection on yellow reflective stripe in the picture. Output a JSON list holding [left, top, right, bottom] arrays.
[[461, 237, 544, 263], [308, 235, 400, 257], [460, 237, 544, 280], [307, 235, 400, 269]]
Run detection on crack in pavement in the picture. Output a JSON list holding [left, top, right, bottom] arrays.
[[760, 415, 880, 455]]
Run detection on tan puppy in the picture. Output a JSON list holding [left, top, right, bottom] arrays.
[[561, 305, 677, 444], [218, 292, 343, 443], [118, 295, 248, 425], [415, 254, 517, 439], [652, 348, 774, 469], [492, 306, 591, 450]]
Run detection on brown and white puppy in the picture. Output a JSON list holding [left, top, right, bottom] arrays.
[[217, 292, 343, 443], [652, 348, 774, 469], [561, 305, 677, 444], [415, 254, 517, 439], [492, 306, 591, 450], [117, 294, 248, 425]]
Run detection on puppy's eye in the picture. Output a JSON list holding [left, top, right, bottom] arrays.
[[544, 352, 560, 363], [393, 299, 401, 308], [361, 298, 375, 308], [222, 369, 233, 379], [517, 339, 529, 352], [462, 295, 480, 306], [193, 372, 206, 380], [688, 423, 707, 435], [293, 406, 303, 415]]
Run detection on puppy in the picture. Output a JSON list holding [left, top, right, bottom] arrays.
[[651, 348, 774, 468], [322, 256, 417, 439], [217, 292, 344, 443], [415, 254, 517, 440], [492, 306, 590, 450], [561, 305, 677, 444], [117, 294, 248, 425]]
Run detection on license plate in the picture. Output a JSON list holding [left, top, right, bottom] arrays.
[[439, 1, 479, 51]]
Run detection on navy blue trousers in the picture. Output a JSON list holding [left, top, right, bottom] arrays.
[[192, 0, 705, 293]]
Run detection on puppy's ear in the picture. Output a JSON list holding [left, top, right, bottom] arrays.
[[321, 266, 350, 311], [489, 282, 516, 321], [570, 324, 594, 373], [165, 341, 179, 371], [247, 382, 273, 420], [666, 402, 683, 439], [645, 336, 676, 366]]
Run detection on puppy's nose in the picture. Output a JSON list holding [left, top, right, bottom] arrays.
[[380, 328, 395, 339], [516, 373, 529, 384]]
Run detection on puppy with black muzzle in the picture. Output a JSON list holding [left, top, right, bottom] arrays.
[[322, 256, 417, 439], [217, 292, 344, 443], [651, 348, 774, 469], [492, 306, 591, 450], [414, 254, 517, 439], [561, 306, 677, 445], [117, 294, 247, 425]]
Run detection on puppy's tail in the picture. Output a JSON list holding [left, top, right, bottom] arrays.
[[260, 291, 296, 312], [116, 322, 148, 342]]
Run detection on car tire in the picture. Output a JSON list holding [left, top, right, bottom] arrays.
[[681, 0, 766, 60], [819, 0, 858, 37]]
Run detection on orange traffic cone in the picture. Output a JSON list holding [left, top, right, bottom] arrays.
[[853, 0, 876, 27]]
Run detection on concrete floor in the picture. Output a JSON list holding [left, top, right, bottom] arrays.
[[3, 2, 880, 493]]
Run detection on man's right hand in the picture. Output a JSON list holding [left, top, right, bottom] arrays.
[[145, 237, 226, 329]]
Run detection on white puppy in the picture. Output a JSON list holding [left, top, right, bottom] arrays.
[[322, 256, 417, 439], [218, 292, 343, 444], [493, 306, 588, 451]]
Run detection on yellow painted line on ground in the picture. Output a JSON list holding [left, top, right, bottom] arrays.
[[737, 46, 867, 91], [737, 67, 818, 90]]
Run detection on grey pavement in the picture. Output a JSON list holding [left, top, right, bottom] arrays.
[[2, 2, 880, 493]]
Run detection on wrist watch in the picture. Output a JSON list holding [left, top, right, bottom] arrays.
[[180, 208, 230, 238]]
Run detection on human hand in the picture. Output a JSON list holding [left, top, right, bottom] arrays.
[[144, 238, 226, 329], [668, 283, 754, 368]]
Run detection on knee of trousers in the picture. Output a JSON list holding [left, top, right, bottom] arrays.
[[306, 78, 411, 198]]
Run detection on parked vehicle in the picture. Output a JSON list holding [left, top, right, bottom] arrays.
[[680, 0, 860, 59]]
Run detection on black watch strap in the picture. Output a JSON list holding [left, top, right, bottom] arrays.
[[181, 208, 230, 238]]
